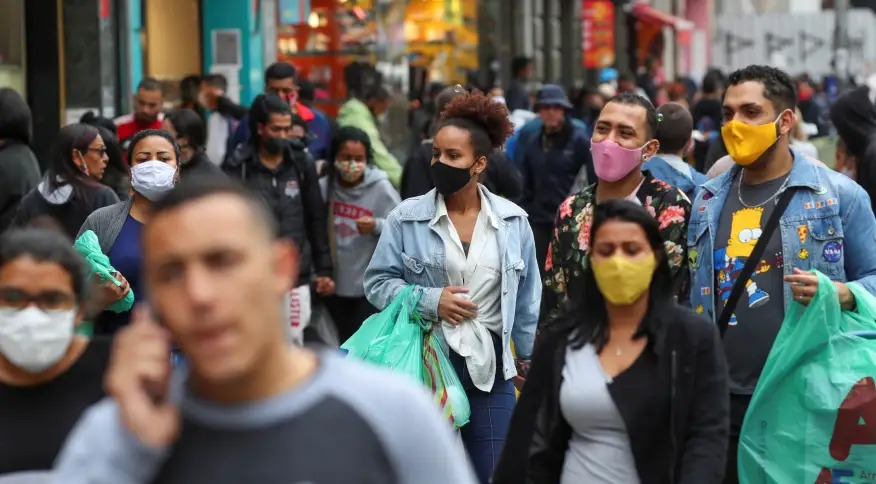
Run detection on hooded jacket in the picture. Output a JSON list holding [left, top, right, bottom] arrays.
[[336, 98, 403, 188], [0, 141, 41, 234], [13, 177, 119, 240], [322, 166, 401, 297], [223, 140, 332, 280]]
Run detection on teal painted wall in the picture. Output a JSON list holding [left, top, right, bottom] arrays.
[[202, 0, 264, 104]]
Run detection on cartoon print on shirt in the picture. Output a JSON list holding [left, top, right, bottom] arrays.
[[715, 207, 772, 325]]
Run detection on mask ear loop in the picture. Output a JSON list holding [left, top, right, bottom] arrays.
[[75, 150, 91, 176], [776, 109, 795, 137]]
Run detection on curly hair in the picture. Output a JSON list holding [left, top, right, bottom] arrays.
[[726, 65, 796, 114], [436, 90, 513, 158]]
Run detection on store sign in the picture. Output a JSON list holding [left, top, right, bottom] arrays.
[[279, 0, 310, 25], [582, 0, 615, 69]]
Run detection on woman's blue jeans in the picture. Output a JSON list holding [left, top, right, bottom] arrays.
[[450, 333, 516, 484]]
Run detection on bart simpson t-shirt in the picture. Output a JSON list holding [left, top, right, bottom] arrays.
[[713, 175, 786, 395]]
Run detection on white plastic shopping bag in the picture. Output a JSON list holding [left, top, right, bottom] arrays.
[[284, 284, 312, 346]]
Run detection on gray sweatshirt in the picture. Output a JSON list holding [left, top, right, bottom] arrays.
[[324, 167, 401, 297], [52, 353, 476, 484]]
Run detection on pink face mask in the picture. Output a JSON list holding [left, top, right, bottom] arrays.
[[590, 139, 649, 182]]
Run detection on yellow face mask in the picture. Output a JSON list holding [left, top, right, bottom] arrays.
[[591, 252, 657, 305], [721, 112, 786, 166]]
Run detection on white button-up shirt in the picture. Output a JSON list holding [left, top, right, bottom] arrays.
[[430, 186, 502, 392]]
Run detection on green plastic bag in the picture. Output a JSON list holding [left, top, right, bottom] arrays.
[[423, 329, 471, 429], [73, 230, 134, 313], [342, 286, 472, 429], [739, 270, 876, 483], [341, 286, 426, 383]]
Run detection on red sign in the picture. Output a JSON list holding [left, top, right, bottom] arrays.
[[582, 0, 615, 69], [99, 0, 110, 19], [814, 376, 876, 483]]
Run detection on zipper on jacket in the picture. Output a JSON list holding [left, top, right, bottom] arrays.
[[272, 176, 277, 188], [670, 349, 678, 483]]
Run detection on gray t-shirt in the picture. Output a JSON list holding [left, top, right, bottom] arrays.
[[714, 174, 787, 394], [559, 343, 640, 484], [52, 353, 477, 484]]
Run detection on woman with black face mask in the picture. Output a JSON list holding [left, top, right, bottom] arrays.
[[364, 91, 541, 484]]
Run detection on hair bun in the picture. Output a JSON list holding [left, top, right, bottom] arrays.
[[79, 111, 97, 123], [438, 91, 514, 149]]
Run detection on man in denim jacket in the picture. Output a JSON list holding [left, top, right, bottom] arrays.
[[686, 65, 876, 484]]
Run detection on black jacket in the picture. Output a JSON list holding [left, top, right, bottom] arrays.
[[494, 304, 728, 484], [0, 141, 41, 234], [180, 152, 225, 180], [517, 119, 593, 226], [223, 141, 332, 280], [400, 140, 523, 201]]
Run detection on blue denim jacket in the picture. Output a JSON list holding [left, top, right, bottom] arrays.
[[364, 187, 541, 380], [643, 155, 708, 202], [688, 150, 876, 321]]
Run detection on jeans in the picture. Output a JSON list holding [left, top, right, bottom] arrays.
[[450, 331, 516, 484]]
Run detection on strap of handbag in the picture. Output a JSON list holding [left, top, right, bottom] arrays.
[[717, 186, 797, 337]]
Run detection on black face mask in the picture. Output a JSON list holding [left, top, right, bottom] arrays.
[[430, 161, 473, 196], [263, 137, 286, 156]]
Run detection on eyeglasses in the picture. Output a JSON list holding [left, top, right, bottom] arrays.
[[84, 147, 109, 156], [0, 288, 76, 311]]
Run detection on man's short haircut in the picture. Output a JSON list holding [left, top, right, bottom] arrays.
[[202, 73, 228, 91], [248, 93, 292, 143], [149, 177, 279, 239], [618, 72, 636, 84], [0, 228, 89, 303], [655, 103, 693, 154], [726, 65, 797, 114], [511, 56, 532, 77], [297, 79, 315, 103], [265, 62, 297, 82], [364, 84, 390, 101], [605, 92, 659, 139], [701, 71, 724, 95], [138, 77, 163, 94]]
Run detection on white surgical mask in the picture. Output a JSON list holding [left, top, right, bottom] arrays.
[[132, 160, 177, 201], [0, 306, 76, 373]]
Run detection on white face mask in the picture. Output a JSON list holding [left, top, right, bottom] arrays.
[[0, 306, 76, 373], [132, 160, 177, 201]]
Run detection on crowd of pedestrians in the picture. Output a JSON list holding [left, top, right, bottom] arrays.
[[0, 59, 875, 484]]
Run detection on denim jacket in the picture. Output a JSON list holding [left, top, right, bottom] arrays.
[[643, 155, 708, 202], [364, 187, 541, 380], [688, 150, 876, 321]]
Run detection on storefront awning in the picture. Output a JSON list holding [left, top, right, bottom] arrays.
[[631, 2, 694, 42]]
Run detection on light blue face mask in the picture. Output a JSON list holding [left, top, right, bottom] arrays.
[[132, 160, 177, 201]]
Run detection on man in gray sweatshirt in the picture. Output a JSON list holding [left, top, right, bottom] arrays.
[[53, 177, 476, 484]]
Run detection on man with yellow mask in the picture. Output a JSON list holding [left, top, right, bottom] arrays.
[[686, 65, 876, 484]]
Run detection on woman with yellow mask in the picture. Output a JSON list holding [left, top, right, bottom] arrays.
[[493, 199, 729, 484]]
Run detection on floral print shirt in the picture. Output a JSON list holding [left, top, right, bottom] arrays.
[[542, 173, 692, 324]]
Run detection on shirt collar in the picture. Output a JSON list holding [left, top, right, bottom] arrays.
[[429, 185, 500, 229]]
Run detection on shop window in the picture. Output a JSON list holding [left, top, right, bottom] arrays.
[[0, 0, 26, 96]]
